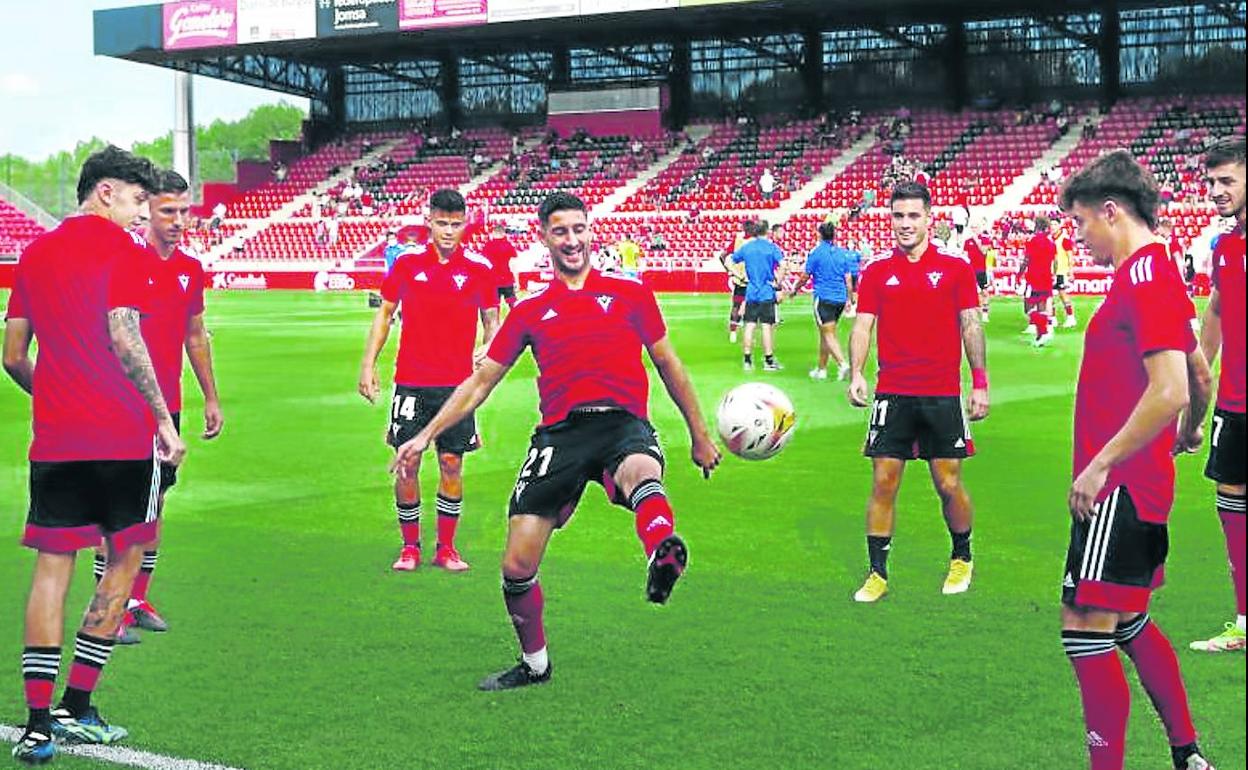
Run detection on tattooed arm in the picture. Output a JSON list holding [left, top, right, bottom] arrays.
[[108, 307, 186, 464], [960, 307, 989, 420]]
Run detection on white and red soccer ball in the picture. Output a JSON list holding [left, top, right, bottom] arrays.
[[716, 383, 797, 461]]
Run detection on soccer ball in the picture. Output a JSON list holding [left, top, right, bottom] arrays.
[[716, 383, 797, 461]]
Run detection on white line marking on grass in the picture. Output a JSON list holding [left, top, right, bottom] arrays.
[[0, 725, 245, 770]]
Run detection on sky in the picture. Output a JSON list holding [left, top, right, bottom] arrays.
[[0, 1, 309, 161]]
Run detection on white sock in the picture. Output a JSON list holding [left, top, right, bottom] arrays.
[[522, 647, 549, 674], [1236, 615, 1245, 633]]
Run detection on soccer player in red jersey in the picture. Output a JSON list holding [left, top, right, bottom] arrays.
[[1188, 137, 1247, 653], [1020, 214, 1057, 346], [481, 222, 518, 309], [391, 191, 720, 690], [964, 229, 991, 323], [1058, 150, 1215, 770], [359, 189, 499, 573], [846, 181, 989, 602], [3, 146, 187, 762], [97, 169, 223, 643]]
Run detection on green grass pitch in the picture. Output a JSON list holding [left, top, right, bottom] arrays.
[[0, 290, 1243, 769]]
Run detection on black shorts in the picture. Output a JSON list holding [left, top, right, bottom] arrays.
[[160, 413, 181, 493], [743, 300, 777, 324], [731, 284, 747, 302], [975, 271, 989, 290], [814, 300, 846, 325], [863, 394, 974, 460], [24, 457, 161, 553], [498, 285, 516, 301], [388, 385, 479, 455], [1205, 408, 1246, 485], [1062, 487, 1168, 613], [1053, 275, 1069, 291], [508, 409, 664, 526]]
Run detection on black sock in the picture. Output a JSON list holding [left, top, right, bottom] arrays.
[[950, 529, 972, 561], [59, 687, 90, 717], [765, 354, 776, 365], [1171, 743, 1201, 769], [27, 708, 51, 732], [867, 535, 892, 579], [743, 354, 752, 365], [92, 553, 106, 584]]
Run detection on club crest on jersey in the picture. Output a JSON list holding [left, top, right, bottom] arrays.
[[178, 274, 190, 291], [596, 295, 614, 312], [452, 274, 467, 290], [927, 271, 943, 287]]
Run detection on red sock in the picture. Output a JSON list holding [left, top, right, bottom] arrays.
[[436, 494, 462, 549], [24, 679, 54, 710], [1064, 632, 1129, 770], [21, 646, 59, 709], [130, 551, 157, 603], [1218, 493, 1246, 615], [1065, 303, 1075, 317], [397, 502, 420, 548], [504, 294, 516, 309], [1032, 312, 1049, 338], [503, 575, 546, 654], [1120, 618, 1198, 746], [630, 481, 675, 557], [66, 633, 113, 694]]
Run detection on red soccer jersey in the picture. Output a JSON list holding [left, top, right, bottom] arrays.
[[856, 245, 980, 397], [1212, 227, 1246, 412], [141, 246, 205, 414], [5, 216, 156, 461], [481, 237, 518, 288], [1074, 243, 1197, 524], [965, 237, 987, 273], [486, 270, 667, 426], [1025, 233, 1056, 290], [381, 246, 495, 387]]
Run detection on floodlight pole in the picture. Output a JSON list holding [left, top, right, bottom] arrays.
[[173, 71, 198, 197]]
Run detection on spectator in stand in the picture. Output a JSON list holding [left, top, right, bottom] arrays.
[[210, 201, 226, 231], [273, 161, 288, 183], [649, 231, 668, 252], [759, 168, 777, 203]]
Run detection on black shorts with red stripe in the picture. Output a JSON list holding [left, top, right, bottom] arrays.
[[1205, 407, 1246, 485], [24, 457, 161, 553], [1061, 486, 1168, 613]]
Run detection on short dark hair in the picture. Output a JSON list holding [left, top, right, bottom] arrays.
[[890, 181, 931, 209], [538, 191, 587, 226], [428, 188, 465, 214], [1034, 214, 1050, 231], [76, 145, 156, 204], [152, 169, 189, 196], [818, 220, 836, 242], [1060, 149, 1159, 230], [1205, 136, 1245, 169]]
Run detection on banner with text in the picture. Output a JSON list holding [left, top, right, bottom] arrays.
[[316, 0, 399, 36], [399, 0, 488, 29], [163, 0, 238, 50], [486, 0, 578, 23], [237, 0, 316, 43]]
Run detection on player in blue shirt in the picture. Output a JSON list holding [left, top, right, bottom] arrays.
[[732, 219, 787, 371], [786, 219, 860, 380], [383, 231, 403, 275]]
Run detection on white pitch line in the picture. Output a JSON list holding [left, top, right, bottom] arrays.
[[0, 725, 245, 770]]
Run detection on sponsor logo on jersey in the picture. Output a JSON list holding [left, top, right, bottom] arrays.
[[541, 309, 558, 321], [413, 271, 429, 282], [885, 275, 900, 287]]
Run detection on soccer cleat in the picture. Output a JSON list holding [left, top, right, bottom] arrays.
[[115, 612, 141, 645], [762, 360, 782, 372], [50, 706, 128, 745], [853, 571, 888, 603], [129, 600, 168, 632], [432, 545, 470, 572], [1173, 744, 1216, 770], [836, 364, 851, 381], [1189, 623, 1246, 653], [808, 368, 827, 380], [1063, 316, 1078, 329], [392, 545, 421, 571], [1023, 324, 1036, 336], [942, 559, 974, 595], [10, 728, 54, 764], [1179, 754, 1216, 770], [478, 658, 552, 691], [742, 362, 753, 372], [646, 534, 688, 604]]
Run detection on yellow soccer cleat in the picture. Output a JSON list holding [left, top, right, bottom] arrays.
[[853, 571, 888, 603], [1189, 623, 1246, 653], [942, 559, 974, 595]]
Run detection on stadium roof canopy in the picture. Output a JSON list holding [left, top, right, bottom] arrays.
[[96, 0, 1246, 128]]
